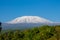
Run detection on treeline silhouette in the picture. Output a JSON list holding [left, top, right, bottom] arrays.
[[0, 22, 2, 32]]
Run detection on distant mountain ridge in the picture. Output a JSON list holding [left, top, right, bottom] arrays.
[[7, 16, 53, 24], [2, 16, 60, 30]]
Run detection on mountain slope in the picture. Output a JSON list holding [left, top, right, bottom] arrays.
[[7, 16, 53, 24], [2, 16, 59, 30]]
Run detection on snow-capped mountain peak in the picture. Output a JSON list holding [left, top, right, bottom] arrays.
[[7, 16, 53, 24]]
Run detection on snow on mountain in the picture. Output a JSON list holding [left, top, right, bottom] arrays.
[[2, 16, 55, 30], [7, 16, 53, 24]]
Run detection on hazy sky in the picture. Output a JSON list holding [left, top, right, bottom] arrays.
[[0, 0, 60, 22]]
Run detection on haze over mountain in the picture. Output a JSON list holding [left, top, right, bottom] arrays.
[[2, 16, 60, 30]]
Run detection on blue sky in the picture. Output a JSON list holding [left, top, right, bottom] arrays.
[[0, 0, 60, 22]]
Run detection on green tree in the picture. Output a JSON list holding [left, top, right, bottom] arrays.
[[54, 25, 60, 40], [0, 25, 57, 40], [0, 22, 2, 32]]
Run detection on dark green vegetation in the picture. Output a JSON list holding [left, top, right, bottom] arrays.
[[0, 22, 2, 32], [0, 25, 60, 40]]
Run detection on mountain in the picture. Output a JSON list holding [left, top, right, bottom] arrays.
[[7, 16, 53, 24], [2, 16, 60, 30]]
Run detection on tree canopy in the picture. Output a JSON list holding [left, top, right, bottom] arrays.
[[0, 25, 60, 40], [0, 22, 2, 32]]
